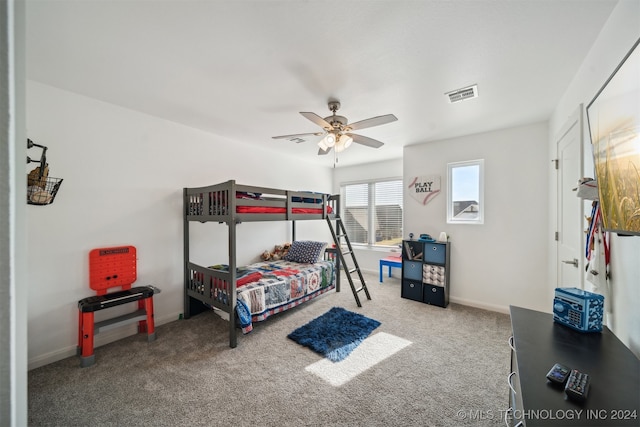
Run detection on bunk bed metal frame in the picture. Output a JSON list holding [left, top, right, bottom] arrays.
[[183, 179, 344, 348]]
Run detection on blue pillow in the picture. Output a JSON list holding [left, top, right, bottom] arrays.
[[236, 299, 251, 328], [283, 241, 328, 264]]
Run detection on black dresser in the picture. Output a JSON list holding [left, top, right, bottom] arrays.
[[508, 306, 639, 426]]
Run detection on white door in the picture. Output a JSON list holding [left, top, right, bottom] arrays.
[[556, 107, 583, 288]]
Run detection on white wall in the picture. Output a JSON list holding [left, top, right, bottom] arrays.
[[404, 122, 550, 313], [332, 126, 550, 314], [548, 0, 640, 355], [25, 81, 334, 369]]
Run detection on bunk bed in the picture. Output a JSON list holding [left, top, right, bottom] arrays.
[[183, 180, 342, 348]]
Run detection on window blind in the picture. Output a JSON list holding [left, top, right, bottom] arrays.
[[342, 179, 403, 247]]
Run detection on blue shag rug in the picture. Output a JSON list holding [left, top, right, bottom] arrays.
[[287, 306, 381, 362]]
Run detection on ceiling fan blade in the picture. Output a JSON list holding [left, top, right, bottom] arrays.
[[318, 146, 332, 155], [348, 133, 385, 149], [272, 132, 323, 143], [300, 112, 333, 129], [347, 114, 398, 131]]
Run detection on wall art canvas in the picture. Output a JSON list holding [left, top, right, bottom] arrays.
[[587, 38, 640, 235], [407, 175, 441, 205]]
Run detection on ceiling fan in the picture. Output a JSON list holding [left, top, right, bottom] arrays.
[[272, 101, 398, 155]]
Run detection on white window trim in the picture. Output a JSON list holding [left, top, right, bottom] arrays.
[[447, 159, 484, 224], [340, 177, 403, 249]]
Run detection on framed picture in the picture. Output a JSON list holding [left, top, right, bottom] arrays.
[[586, 38, 640, 236]]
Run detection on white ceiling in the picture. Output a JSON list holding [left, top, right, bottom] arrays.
[[25, 0, 619, 167]]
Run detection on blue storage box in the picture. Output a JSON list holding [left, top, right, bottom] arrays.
[[403, 261, 423, 281], [423, 243, 446, 264], [553, 287, 604, 332]]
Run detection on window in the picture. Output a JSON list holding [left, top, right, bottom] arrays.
[[341, 179, 403, 247], [447, 159, 484, 224]]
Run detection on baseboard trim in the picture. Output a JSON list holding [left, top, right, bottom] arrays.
[[28, 294, 509, 370], [449, 296, 509, 314], [28, 311, 182, 370], [357, 271, 509, 314]]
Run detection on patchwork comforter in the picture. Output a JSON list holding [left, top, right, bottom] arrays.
[[211, 260, 335, 333]]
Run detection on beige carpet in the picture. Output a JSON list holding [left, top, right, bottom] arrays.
[[29, 273, 512, 426]]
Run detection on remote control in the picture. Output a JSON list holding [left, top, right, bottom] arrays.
[[546, 363, 571, 386], [564, 369, 590, 402]]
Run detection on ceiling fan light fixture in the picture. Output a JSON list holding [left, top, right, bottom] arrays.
[[324, 132, 336, 147], [334, 135, 353, 153], [334, 134, 353, 153]]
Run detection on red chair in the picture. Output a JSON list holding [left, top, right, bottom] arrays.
[[77, 245, 157, 367]]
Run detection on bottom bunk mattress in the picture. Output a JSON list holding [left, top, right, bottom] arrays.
[[210, 260, 336, 333]]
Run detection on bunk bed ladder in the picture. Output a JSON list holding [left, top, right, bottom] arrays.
[[326, 216, 371, 307]]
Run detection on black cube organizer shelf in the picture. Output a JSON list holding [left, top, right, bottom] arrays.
[[401, 239, 450, 308]]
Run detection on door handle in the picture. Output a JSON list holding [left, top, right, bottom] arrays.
[[562, 258, 578, 268]]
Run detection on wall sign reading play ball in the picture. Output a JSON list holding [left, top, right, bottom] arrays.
[[407, 175, 441, 205]]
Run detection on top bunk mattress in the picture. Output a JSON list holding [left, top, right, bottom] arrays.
[[185, 181, 335, 220]]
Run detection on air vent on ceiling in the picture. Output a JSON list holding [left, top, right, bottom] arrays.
[[446, 84, 478, 103]]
